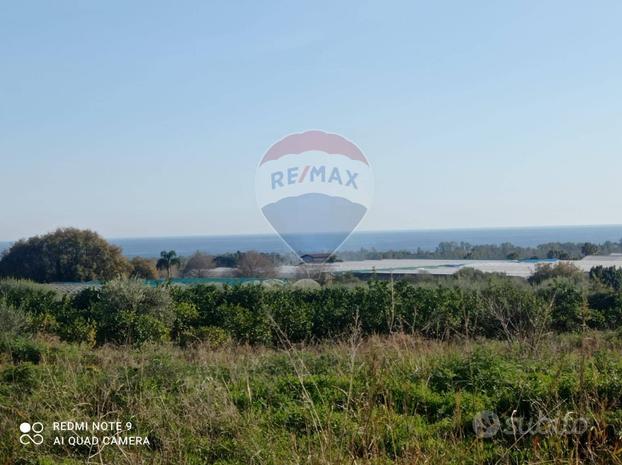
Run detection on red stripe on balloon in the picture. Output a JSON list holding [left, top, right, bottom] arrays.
[[260, 130, 368, 166], [298, 165, 310, 183]]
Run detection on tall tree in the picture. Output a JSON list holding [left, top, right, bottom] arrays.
[[237, 251, 276, 278], [129, 256, 158, 279], [0, 228, 130, 282], [156, 250, 181, 279], [581, 242, 599, 257], [182, 251, 215, 278]]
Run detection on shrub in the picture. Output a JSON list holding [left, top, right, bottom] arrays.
[[590, 266, 622, 291], [0, 299, 29, 339], [94, 279, 174, 345], [538, 278, 587, 332], [0, 279, 60, 315], [55, 314, 97, 345], [480, 279, 544, 340], [528, 262, 585, 286], [71, 286, 102, 310], [194, 326, 231, 347], [588, 291, 622, 329], [172, 301, 200, 345], [221, 303, 272, 345], [266, 290, 313, 343], [0, 279, 61, 333], [9, 275, 622, 347], [171, 284, 226, 327], [0, 337, 44, 364], [1, 362, 39, 392], [129, 256, 158, 279]]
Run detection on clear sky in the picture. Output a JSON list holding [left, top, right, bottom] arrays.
[[1, 1, 621, 241]]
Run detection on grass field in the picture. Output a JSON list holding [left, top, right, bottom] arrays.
[[3, 330, 622, 464]]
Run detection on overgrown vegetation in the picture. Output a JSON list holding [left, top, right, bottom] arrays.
[[0, 228, 284, 281], [3, 265, 622, 463], [0, 264, 621, 347], [2, 333, 622, 464], [0, 228, 130, 282]]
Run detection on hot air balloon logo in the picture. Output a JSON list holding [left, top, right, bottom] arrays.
[[255, 130, 374, 261]]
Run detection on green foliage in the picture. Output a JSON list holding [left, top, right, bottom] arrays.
[[338, 239, 622, 261], [94, 278, 175, 345], [193, 326, 231, 347], [538, 278, 587, 332], [1, 362, 39, 392], [0, 337, 44, 364], [129, 256, 158, 279], [6, 270, 622, 348], [590, 265, 622, 291], [1, 333, 622, 464], [528, 262, 586, 286], [0, 228, 130, 282], [0, 279, 60, 315], [172, 301, 200, 345], [0, 279, 61, 333], [221, 303, 272, 345], [0, 299, 29, 339], [581, 242, 600, 257], [156, 250, 181, 279], [588, 291, 622, 329]]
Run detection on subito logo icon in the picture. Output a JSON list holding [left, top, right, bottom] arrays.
[[255, 130, 373, 260], [472, 411, 500, 439], [19, 422, 44, 445]]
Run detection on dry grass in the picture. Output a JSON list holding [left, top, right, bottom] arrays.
[[2, 332, 622, 464]]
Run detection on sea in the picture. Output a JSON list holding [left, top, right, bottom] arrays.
[[2, 225, 622, 258]]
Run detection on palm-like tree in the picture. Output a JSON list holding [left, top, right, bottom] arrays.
[[156, 250, 181, 279]]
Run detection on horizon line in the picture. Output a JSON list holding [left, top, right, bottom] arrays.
[[2, 223, 622, 243]]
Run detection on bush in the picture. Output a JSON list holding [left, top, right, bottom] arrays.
[[172, 301, 200, 345], [0, 299, 29, 339], [588, 291, 622, 329], [171, 284, 226, 327], [1, 362, 39, 392], [538, 278, 587, 332], [0, 337, 44, 364], [221, 303, 272, 345], [528, 262, 585, 286], [9, 274, 622, 347], [590, 266, 622, 291], [0, 279, 60, 315], [194, 326, 231, 347], [129, 256, 158, 279], [94, 279, 175, 345], [480, 278, 544, 339], [266, 290, 313, 343], [0, 279, 61, 333]]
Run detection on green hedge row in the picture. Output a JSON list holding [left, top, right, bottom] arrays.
[[2, 275, 622, 347]]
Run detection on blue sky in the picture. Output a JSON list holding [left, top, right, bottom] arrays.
[[1, 1, 621, 241]]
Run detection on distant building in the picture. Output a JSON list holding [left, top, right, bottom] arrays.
[[300, 253, 333, 264]]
